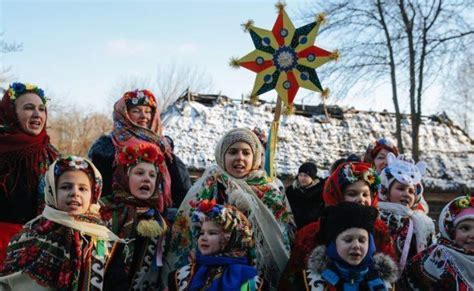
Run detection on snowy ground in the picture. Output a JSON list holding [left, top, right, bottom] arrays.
[[162, 98, 474, 192]]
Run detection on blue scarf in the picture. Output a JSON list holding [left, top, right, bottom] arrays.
[[189, 253, 257, 291], [323, 234, 387, 291]]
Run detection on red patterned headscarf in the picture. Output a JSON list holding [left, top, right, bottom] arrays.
[[0, 83, 58, 197], [112, 140, 171, 213], [363, 138, 399, 165], [323, 161, 380, 207]]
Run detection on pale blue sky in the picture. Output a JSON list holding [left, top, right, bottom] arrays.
[[1, 0, 444, 114]]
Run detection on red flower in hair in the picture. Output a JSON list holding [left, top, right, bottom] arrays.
[[199, 199, 217, 213], [118, 146, 138, 166], [139, 144, 158, 163]]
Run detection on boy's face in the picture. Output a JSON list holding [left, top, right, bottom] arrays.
[[57, 170, 92, 215], [224, 142, 253, 179], [128, 162, 157, 200], [454, 219, 474, 252], [388, 180, 416, 208], [374, 148, 389, 172], [336, 227, 369, 266], [198, 221, 225, 256], [343, 180, 372, 206], [298, 172, 313, 187]]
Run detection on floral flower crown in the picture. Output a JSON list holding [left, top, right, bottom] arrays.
[[117, 143, 164, 167], [451, 194, 474, 215], [339, 163, 380, 192], [123, 89, 157, 109], [53, 155, 102, 205], [7, 82, 48, 104], [441, 194, 474, 240], [190, 199, 254, 248]]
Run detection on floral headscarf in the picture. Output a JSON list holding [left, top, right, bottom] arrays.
[[191, 199, 254, 257], [0, 82, 58, 198], [111, 141, 170, 212], [0, 156, 119, 290], [439, 194, 474, 241], [323, 161, 380, 207], [47, 155, 103, 207]]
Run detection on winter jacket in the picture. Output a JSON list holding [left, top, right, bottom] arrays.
[[285, 179, 324, 229], [290, 246, 398, 291]]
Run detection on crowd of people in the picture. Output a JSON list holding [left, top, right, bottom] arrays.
[[0, 82, 472, 290]]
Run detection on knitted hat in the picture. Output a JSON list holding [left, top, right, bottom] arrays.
[[215, 128, 263, 171], [320, 202, 379, 244], [323, 161, 381, 207], [364, 138, 399, 164], [298, 162, 318, 180], [378, 153, 427, 208], [439, 194, 474, 241], [191, 199, 254, 256]]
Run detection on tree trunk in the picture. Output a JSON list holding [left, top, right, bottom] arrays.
[[377, 0, 404, 153], [398, 0, 418, 160]]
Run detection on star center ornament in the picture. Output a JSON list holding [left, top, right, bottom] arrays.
[[231, 2, 338, 107]]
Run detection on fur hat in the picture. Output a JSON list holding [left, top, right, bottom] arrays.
[[378, 153, 427, 208], [323, 161, 380, 207], [320, 202, 379, 244], [364, 138, 399, 164], [439, 194, 474, 241], [214, 128, 263, 171], [298, 162, 318, 180]]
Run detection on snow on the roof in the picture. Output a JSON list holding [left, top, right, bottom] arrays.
[[162, 98, 474, 192]]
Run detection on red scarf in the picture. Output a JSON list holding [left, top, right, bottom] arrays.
[[0, 91, 58, 197]]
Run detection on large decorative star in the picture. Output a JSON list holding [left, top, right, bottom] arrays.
[[233, 5, 338, 107]]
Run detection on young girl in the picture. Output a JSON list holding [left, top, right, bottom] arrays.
[[167, 128, 295, 287], [378, 153, 435, 272], [168, 200, 265, 290], [402, 194, 474, 289], [280, 161, 395, 290], [0, 156, 120, 290], [292, 202, 398, 290], [100, 142, 170, 290]]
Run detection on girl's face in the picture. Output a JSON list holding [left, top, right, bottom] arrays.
[[128, 162, 157, 200], [374, 148, 390, 172], [57, 170, 92, 215], [388, 180, 416, 208], [343, 180, 372, 206], [14, 93, 46, 136], [454, 219, 474, 252], [336, 227, 369, 266], [198, 221, 225, 256], [298, 172, 313, 188], [127, 105, 152, 128], [224, 141, 253, 178]]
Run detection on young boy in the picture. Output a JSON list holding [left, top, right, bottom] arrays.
[[286, 161, 325, 229], [291, 202, 398, 290]]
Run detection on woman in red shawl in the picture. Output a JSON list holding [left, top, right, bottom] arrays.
[[87, 89, 172, 207], [278, 161, 396, 290], [0, 82, 58, 264]]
